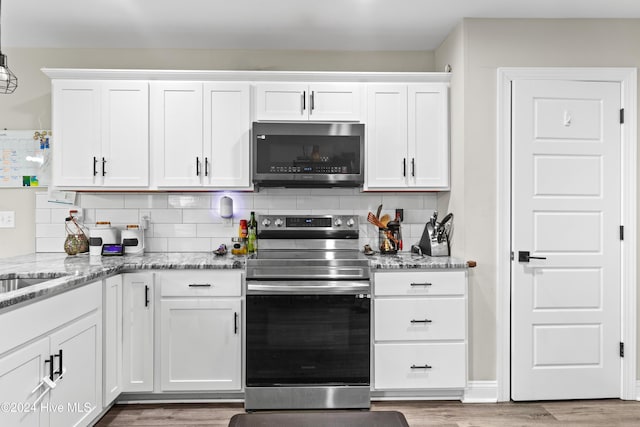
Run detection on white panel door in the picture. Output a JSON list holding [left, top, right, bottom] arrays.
[[103, 275, 122, 407], [49, 312, 101, 427], [52, 80, 101, 187], [151, 82, 203, 187], [203, 83, 251, 188], [101, 81, 149, 187], [0, 338, 49, 427], [122, 273, 154, 392], [409, 84, 449, 189], [308, 83, 362, 121], [255, 83, 307, 120], [365, 84, 408, 188], [511, 79, 621, 400], [160, 299, 241, 391]]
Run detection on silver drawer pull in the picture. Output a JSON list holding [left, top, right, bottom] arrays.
[[410, 282, 432, 287], [410, 319, 432, 324], [410, 364, 432, 369], [188, 283, 212, 287]]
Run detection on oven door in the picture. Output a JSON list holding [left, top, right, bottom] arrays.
[[246, 287, 370, 387]]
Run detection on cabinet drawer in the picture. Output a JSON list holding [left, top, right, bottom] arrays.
[[374, 270, 465, 296], [375, 298, 465, 341], [374, 343, 465, 390], [158, 270, 242, 297]]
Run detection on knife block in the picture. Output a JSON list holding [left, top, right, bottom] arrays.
[[416, 222, 450, 257]]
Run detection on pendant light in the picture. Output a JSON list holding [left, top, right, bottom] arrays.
[[0, 0, 18, 94]]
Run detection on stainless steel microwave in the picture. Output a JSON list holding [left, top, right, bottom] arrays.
[[252, 122, 364, 188]]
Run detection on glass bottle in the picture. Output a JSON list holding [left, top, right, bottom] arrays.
[[247, 212, 257, 253]]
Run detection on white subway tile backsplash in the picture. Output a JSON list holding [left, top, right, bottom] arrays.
[[147, 209, 182, 224], [168, 194, 211, 209], [36, 237, 65, 253], [77, 193, 125, 209], [35, 209, 51, 224], [94, 209, 140, 225], [181, 209, 219, 224], [124, 194, 168, 209], [144, 237, 168, 252], [167, 238, 212, 252], [296, 195, 340, 210], [36, 224, 66, 238], [153, 224, 197, 238], [197, 223, 238, 238], [35, 190, 443, 254]]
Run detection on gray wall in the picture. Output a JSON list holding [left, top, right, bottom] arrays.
[[435, 18, 640, 381], [0, 47, 435, 258]]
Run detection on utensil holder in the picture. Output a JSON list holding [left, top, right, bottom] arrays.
[[378, 229, 398, 255]]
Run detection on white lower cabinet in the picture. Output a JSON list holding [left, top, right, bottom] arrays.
[[157, 270, 242, 392], [122, 273, 154, 392], [373, 270, 467, 392], [103, 275, 122, 406], [0, 282, 102, 427]]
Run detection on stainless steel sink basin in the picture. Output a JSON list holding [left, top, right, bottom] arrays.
[[0, 274, 68, 293]]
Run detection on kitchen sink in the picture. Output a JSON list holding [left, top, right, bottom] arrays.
[[0, 274, 68, 293]]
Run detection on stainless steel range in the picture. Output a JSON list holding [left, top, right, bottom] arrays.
[[245, 214, 371, 411]]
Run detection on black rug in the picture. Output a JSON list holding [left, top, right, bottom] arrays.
[[228, 410, 409, 427]]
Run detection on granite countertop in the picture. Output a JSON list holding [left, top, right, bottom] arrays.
[[0, 251, 466, 312], [0, 252, 244, 312]]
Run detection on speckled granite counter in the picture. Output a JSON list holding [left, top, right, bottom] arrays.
[[0, 252, 244, 312], [367, 252, 467, 269], [0, 251, 466, 312]]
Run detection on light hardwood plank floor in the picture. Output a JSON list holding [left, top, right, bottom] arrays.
[[95, 399, 640, 426]]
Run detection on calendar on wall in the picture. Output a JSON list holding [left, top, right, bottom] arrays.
[[0, 130, 52, 188]]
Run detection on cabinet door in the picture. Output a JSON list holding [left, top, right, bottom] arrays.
[[365, 84, 408, 188], [122, 273, 154, 392], [255, 83, 307, 120], [49, 312, 101, 427], [103, 275, 122, 407], [151, 82, 204, 187], [0, 338, 49, 427], [160, 299, 241, 391], [52, 80, 101, 187], [408, 84, 450, 189], [203, 83, 251, 188], [101, 81, 149, 187], [308, 83, 362, 121]]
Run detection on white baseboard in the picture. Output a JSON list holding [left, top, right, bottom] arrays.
[[463, 381, 498, 403]]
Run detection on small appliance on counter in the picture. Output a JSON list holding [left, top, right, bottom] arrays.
[[89, 222, 119, 256], [414, 211, 453, 257], [121, 224, 144, 254]]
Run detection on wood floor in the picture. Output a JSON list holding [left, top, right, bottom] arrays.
[[95, 399, 640, 426]]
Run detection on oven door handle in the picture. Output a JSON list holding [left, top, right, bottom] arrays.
[[247, 280, 371, 295]]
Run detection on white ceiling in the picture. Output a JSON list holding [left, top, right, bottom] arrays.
[[3, 0, 640, 51]]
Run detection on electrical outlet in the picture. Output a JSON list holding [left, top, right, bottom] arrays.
[[0, 211, 16, 228]]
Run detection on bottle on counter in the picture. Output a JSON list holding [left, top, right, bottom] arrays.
[[247, 211, 257, 253], [239, 219, 248, 238]]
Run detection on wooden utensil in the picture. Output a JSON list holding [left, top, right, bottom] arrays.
[[367, 212, 386, 229], [375, 204, 383, 220], [379, 214, 391, 228]]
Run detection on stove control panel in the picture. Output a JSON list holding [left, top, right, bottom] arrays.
[[257, 214, 359, 231]]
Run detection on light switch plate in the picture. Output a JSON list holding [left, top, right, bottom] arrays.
[[0, 211, 16, 228]]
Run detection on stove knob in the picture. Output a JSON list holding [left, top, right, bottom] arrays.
[[346, 218, 356, 228], [274, 218, 284, 227], [261, 218, 271, 228], [334, 218, 343, 227]]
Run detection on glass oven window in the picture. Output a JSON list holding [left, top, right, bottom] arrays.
[[246, 294, 370, 386]]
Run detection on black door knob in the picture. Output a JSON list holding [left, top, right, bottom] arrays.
[[518, 251, 547, 262]]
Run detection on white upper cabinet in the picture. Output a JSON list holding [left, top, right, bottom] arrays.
[[151, 81, 252, 189], [365, 83, 450, 191], [52, 80, 149, 188], [255, 83, 362, 121]]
